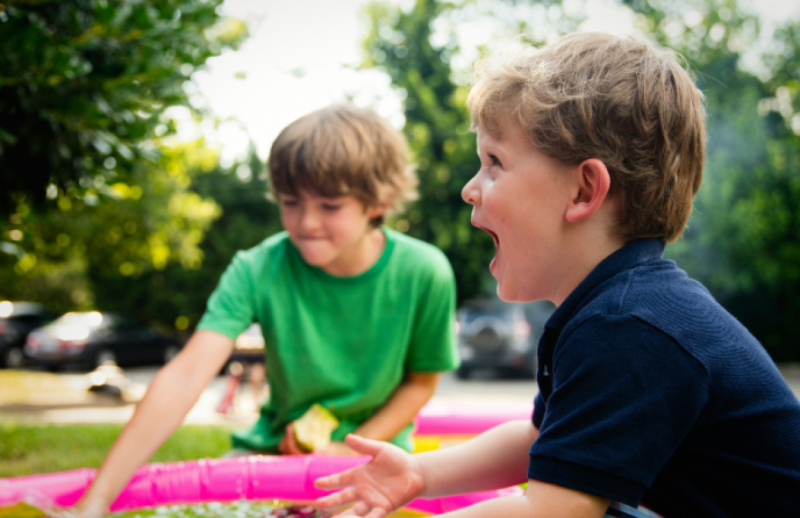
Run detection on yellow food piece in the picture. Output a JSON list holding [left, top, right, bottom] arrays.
[[293, 404, 339, 452]]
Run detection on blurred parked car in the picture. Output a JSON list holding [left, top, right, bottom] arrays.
[[456, 298, 555, 379], [25, 311, 181, 370], [217, 323, 267, 414], [0, 301, 57, 368]]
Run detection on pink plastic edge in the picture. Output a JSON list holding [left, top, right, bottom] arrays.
[[413, 401, 533, 435], [0, 455, 523, 514]]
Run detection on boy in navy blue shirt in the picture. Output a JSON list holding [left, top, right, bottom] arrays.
[[314, 33, 800, 518]]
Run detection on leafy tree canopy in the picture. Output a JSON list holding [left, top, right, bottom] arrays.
[[0, 0, 246, 215], [0, 0, 248, 320]]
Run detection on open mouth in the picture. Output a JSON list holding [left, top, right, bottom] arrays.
[[478, 225, 499, 248]]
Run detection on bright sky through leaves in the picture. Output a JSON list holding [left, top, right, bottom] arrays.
[[190, 0, 800, 165]]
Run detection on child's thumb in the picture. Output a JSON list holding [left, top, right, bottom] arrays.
[[344, 433, 385, 456]]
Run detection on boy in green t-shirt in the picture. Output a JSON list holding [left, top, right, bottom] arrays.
[[74, 105, 459, 517]]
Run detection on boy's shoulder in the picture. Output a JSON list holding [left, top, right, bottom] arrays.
[[386, 228, 454, 277], [587, 256, 708, 315], [227, 231, 292, 274], [569, 250, 757, 362], [236, 231, 291, 259]]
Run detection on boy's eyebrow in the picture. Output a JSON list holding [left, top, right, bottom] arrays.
[[477, 137, 501, 156]]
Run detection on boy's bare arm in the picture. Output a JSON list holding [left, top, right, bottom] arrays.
[[428, 481, 609, 518], [316, 420, 536, 512], [418, 419, 536, 495], [351, 371, 440, 443], [74, 330, 234, 517], [318, 422, 607, 517]]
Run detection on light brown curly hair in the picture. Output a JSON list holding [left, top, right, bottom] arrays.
[[467, 33, 707, 242], [268, 104, 418, 226]]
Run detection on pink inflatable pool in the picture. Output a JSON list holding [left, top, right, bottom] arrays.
[[0, 455, 522, 514], [414, 401, 533, 435]]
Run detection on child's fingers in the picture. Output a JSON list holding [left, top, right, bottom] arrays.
[[278, 434, 289, 454], [314, 467, 356, 489], [364, 508, 387, 518], [315, 486, 358, 508], [282, 423, 304, 455], [343, 434, 386, 456], [344, 501, 370, 516]]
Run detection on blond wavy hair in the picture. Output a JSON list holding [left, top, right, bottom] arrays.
[[468, 33, 707, 242], [268, 104, 418, 225]]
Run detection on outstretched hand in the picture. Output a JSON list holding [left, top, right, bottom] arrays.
[[313, 434, 425, 518]]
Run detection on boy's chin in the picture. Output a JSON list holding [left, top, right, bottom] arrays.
[[496, 282, 536, 303], [297, 251, 333, 268], [496, 285, 520, 303]]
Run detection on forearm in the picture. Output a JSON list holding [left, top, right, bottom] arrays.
[[435, 494, 534, 517], [353, 372, 439, 442], [418, 420, 537, 497], [314, 428, 607, 518], [78, 331, 232, 512], [436, 480, 609, 518], [79, 365, 203, 506]]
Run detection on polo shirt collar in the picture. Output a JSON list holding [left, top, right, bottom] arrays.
[[545, 238, 666, 331]]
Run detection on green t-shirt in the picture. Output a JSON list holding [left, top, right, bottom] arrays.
[[197, 228, 459, 452]]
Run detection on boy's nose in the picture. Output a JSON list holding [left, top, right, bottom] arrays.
[[299, 208, 321, 232], [461, 174, 481, 206]]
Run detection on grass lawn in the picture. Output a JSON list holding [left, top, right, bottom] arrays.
[[0, 422, 236, 478]]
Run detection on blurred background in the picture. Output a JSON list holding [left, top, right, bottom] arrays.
[[2, 0, 800, 360], [2, 0, 800, 477]]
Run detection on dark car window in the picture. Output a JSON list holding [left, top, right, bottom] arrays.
[[112, 318, 144, 331], [7, 314, 47, 325], [111, 318, 158, 339]]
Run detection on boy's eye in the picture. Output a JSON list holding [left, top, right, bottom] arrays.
[[322, 203, 342, 212], [281, 199, 298, 207], [489, 154, 502, 167]]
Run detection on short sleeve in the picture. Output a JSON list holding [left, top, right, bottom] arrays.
[[196, 251, 257, 340], [404, 254, 459, 373], [527, 315, 709, 506]]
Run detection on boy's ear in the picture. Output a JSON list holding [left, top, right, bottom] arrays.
[[565, 158, 612, 223], [366, 204, 389, 219]]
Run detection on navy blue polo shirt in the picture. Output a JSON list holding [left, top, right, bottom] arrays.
[[528, 239, 800, 517]]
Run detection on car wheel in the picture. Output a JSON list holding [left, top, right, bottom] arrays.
[[3, 347, 25, 369], [163, 345, 180, 364], [95, 348, 118, 367], [455, 365, 471, 380]]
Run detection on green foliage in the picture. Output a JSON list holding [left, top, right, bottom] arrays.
[[362, 0, 496, 303], [88, 151, 282, 330], [0, 0, 246, 215], [623, 0, 800, 360], [0, 139, 224, 317], [0, 421, 233, 477], [0, 0, 249, 321]]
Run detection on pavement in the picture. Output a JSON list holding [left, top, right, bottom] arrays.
[[1, 364, 799, 426], [0, 365, 542, 426]]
